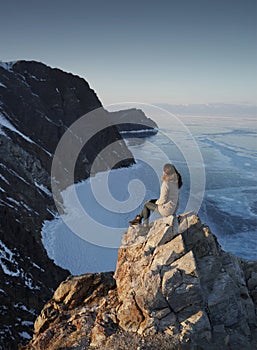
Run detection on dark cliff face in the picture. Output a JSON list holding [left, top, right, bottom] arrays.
[[0, 60, 134, 348], [109, 108, 158, 136]]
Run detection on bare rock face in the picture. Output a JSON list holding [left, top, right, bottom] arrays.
[[22, 272, 116, 350], [114, 213, 257, 349], [0, 60, 135, 348], [23, 213, 257, 350]]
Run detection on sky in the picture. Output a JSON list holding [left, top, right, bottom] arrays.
[[0, 0, 256, 106]]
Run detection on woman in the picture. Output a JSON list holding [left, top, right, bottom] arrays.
[[129, 163, 182, 226]]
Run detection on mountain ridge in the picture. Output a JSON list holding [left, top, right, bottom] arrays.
[[0, 60, 157, 348]]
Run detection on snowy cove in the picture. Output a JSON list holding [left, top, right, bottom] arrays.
[[42, 114, 257, 275]]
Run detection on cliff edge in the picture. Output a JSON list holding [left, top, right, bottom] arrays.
[[23, 213, 257, 350], [0, 60, 139, 347]]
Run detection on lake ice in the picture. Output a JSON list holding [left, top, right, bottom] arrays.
[[42, 114, 257, 274]]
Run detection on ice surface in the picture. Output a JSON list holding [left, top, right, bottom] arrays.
[[42, 219, 119, 274], [42, 114, 257, 274], [42, 163, 161, 274]]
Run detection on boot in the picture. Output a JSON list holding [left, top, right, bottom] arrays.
[[129, 215, 142, 225], [143, 219, 149, 228]]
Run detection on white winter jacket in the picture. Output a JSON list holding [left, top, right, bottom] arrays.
[[156, 174, 179, 217]]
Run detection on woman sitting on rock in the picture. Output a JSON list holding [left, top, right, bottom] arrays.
[[129, 163, 182, 226]]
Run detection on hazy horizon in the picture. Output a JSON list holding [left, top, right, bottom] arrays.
[[1, 0, 256, 106]]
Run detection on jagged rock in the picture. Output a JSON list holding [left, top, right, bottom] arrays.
[[114, 212, 257, 349], [23, 213, 257, 350], [22, 272, 116, 350]]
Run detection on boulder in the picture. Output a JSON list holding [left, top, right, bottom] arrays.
[[22, 213, 257, 350], [114, 212, 257, 349]]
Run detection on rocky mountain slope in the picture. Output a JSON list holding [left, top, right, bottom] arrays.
[[0, 60, 156, 348], [23, 213, 257, 350]]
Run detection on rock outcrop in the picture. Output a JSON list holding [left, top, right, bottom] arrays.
[[23, 213, 257, 350], [109, 108, 158, 136]]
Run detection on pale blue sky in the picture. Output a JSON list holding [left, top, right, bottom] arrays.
[[0, 0, 256, 105]]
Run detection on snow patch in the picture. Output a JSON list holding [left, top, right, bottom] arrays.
[[0, 82, 7, 88], [35, 182, 52, 197], [44, 115, 56, 124], [18, 331, 31, 340], [30, 74, 39, 80], [14, 303, 36, 315], [6, 198, 37, 215], [0, 113, 34, 144], [21, 320, 34, 327], [0, 199, 17, 210], [0, 126, 6, 136], [24, 72, 46, 82], [0, 61, 16, 71], [32, 261, 45, 272], [24, 276, 40, 290], [47, 208, 57, 217], [21, 201, 39, 215], [0, 173, 10, 184], [0, 239, 20, 277], [0, 163, 30, 185], [7, 197, 21, 207], [0, 240, 41, 289]]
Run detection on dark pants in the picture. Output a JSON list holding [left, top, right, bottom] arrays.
[[140, 199, 158, 222]]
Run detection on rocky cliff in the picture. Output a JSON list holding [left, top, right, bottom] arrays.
[[0, 60, 153, 348], [23, 213, 257, 350], [109, 108, 158, 136]]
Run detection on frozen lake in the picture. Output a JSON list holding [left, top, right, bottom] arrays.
[[42, 114, 257, 274]]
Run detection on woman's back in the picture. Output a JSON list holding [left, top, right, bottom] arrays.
[[157, 174, 179, 216]]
